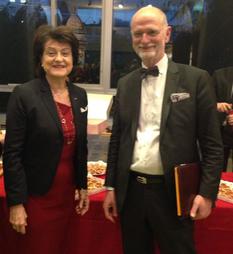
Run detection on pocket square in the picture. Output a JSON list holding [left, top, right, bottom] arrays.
[[80, 106, 88, 113], [170, 93, 190, 103]]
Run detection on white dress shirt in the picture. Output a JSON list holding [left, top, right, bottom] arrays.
[[130, 54, 168, 175]]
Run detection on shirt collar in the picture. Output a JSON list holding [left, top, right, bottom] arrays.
[[141, 54, 168, 75]]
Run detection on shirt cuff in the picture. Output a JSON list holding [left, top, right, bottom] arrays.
[[105, 186, 115, 191]]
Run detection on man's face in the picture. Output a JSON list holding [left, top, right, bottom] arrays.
[[131, 13, 171, 66]]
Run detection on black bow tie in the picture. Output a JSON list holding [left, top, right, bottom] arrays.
[[140, 66, 159, 79]]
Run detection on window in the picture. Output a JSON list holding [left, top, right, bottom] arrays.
[[0, 0, 232, 91], [0, 0, 50, 84], [111, 0, 205, 88], [0, 0, 102, 85], [57, 0, 102, 85]]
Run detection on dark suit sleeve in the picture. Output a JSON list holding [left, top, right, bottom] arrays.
[[3, 85, 28, 206], [196, 71, 223, 201], [74, 87, 88, 190], [105, 84, 122, 188], [212, 67, 233, 104], [211, 71, 219, 101], [211, 70, 227, 125]]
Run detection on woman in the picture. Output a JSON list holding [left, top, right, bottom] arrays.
[[3, 25, 89, 253]]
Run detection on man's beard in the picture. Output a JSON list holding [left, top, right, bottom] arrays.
[[137, 50, 156, 61], [136, 49, 158, 66]]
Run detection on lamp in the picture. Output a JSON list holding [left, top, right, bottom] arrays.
[[118, 0, 124, 9]]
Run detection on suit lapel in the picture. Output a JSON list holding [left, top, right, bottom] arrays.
[[160, 61, 179, 141], [39, 79, 63, 134], [226, 72, 233, 101], [68, 83, 82, 133], [130, 69, 142, 142]]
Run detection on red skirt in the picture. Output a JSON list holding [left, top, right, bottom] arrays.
[[5, 143, 77, 254]]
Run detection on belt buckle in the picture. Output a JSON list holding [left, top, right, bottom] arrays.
[[136, 176, 147, 184]]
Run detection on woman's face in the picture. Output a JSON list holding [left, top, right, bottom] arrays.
[[41, 39, 73, 79]]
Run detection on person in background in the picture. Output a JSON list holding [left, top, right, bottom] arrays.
[[3, 25, 89, 254], [0, 130, 5, 155], [212, 66, 233, 171], [103, 6, 223, 254], [0, 131, 4, 177]]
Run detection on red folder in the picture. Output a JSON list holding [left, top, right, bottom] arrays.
[[174, 163, 201, 217]]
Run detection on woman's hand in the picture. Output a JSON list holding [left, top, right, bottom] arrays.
[[75, 189, 89, 216], [227, 113, 233, 126], [9, 204, 27, 234]]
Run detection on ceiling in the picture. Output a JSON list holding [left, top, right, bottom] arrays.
[[77, 0, 152, 10]]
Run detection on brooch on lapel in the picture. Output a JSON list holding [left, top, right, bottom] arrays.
[[80, 106, 88, 113]]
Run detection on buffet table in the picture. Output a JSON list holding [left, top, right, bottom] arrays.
[[1, 173, 233, 254]]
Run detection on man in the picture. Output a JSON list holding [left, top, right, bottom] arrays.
[[103, 6, 223, 254], [212, 66, 233, 171]]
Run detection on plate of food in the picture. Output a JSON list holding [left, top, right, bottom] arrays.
[[87, 175, 105, 195], [75, 176, 105, 197], [218, 180, 233, 203], [87, 160, 107, 176]]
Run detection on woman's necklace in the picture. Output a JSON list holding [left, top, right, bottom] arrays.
[[51, 87, 70, 105], [55, 102, 75, 145]]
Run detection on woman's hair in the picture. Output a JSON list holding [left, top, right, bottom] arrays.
[[33, 25, 79, 81]]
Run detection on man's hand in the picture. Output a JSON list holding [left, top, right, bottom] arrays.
[[9, 204, 27, 234], [190, 195, 212, 220], [75, 189, 90, 216], [0, 130, 5, 144], [217, 102, 232, 112], [103, 190, 118, 223]]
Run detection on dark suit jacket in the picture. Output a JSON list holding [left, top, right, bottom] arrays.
[[3, 78, 88, 206], [212, 67, 233, 144], [105, 60, 223, 212]]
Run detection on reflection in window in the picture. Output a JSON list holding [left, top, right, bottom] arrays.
[[111, 0, 205, 88], [0, 0, 50, 83], [0, 0, 102, 85], [57, 0, 102, 84], [197, 0, 233, 73]]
